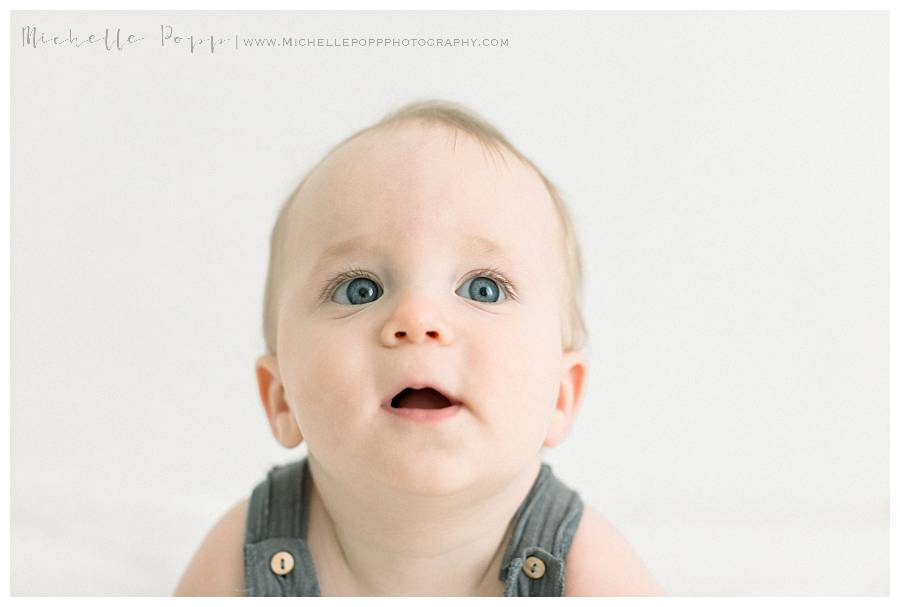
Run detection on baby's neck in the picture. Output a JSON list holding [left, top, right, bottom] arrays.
[[305, 455, 542, 596]]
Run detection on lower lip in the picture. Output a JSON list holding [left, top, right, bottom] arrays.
[[382, 402, 463, 423]]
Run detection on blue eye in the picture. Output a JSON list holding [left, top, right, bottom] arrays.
[[455, 276, 503, 303], [333, 276, 382, 305]]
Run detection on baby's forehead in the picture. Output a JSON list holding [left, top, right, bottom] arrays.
[[295, 122, 551, 228]]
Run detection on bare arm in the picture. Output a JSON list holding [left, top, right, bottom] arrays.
[[564, 506, 666, 596], [173, 498, 249, 596]]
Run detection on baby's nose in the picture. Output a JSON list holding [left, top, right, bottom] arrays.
[[380, 292, 453, 346]]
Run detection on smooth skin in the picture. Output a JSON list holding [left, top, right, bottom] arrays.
[[175, 122, 665, 596]]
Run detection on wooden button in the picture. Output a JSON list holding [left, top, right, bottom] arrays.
[[270, 551, 294, 576], [523, 555, 546, 579]]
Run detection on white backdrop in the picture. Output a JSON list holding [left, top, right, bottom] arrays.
[[10, 11, 888, 596]]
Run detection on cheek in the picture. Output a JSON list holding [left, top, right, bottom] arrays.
[[278, 315, 375, 436], [470, 305, 561, 434]]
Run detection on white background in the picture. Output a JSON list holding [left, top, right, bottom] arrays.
[[10, 11, 888, 596]]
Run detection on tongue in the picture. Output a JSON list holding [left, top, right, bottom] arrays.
[[396, 388, 452, 409]]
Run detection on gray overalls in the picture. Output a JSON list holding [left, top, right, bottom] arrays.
[[243, 457, 584, 596]]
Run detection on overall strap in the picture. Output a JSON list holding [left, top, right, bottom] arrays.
[[499, 463, 584, 597], [243, 457, 321, 596]]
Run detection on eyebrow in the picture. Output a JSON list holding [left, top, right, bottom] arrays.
[[310, 234, 515, 274]]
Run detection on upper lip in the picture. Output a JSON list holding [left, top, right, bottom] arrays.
[[382, 379, 465, 409]]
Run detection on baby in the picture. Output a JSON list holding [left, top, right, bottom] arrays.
[[175, 100, 665, 597]]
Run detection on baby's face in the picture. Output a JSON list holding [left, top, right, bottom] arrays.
[[268, 122, 577, 495]]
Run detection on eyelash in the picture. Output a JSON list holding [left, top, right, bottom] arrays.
[[319, 265, 519, 304]]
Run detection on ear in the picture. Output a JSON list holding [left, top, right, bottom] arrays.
[[255, 354, 304, 448], [543, 350, 588, 448]]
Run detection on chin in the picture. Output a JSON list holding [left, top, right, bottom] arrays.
[[374, 452, 476, 496]]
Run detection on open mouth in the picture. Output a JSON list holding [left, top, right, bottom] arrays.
[[390, 387, 454, 410]]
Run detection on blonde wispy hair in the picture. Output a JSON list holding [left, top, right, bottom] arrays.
[[262, 99, 588, 354]]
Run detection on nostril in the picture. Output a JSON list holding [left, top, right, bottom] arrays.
[[393, 330, 439, 339]]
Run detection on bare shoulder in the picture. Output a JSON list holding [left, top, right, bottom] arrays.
[[173, 498, 249, 596], [564, 505, 666, 597]]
